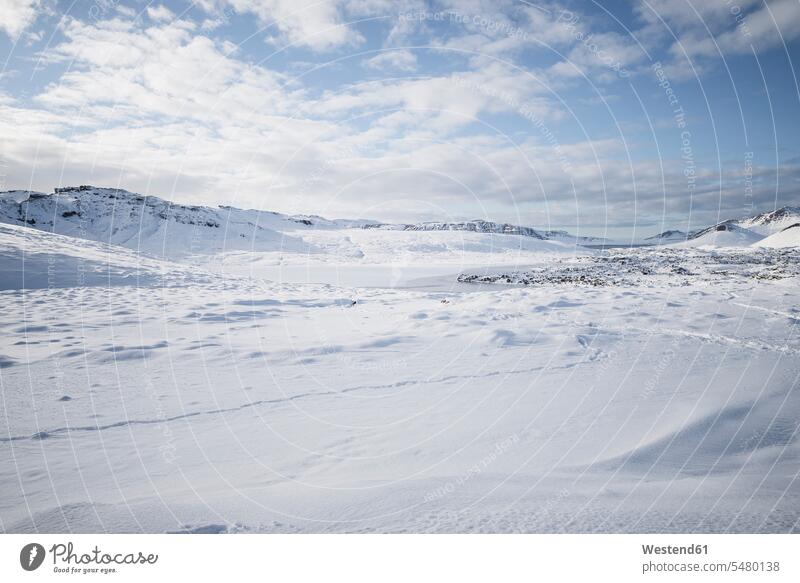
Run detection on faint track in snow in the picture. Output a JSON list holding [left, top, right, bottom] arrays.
[[0, 353, 611, 443], [626, 327, 800, 356], [552, 315, 800, 357], [730, 302, 800, 322]]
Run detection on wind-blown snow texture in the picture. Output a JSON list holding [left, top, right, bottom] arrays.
[[1, 187, 799, 533]]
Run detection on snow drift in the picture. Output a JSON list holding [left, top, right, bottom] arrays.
[[0, 223, 203, 289]]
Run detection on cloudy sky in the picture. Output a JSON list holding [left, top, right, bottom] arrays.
[[1, 0, 799, 237]]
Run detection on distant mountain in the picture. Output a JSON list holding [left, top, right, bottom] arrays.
[[680, 222, 764, 248], [384, 220, 604, 243], [0, 186, 602, 257], [10, 186, 794, 254], [0, 186, 365, 257], [645, 229, 687, 242], [686, 220, 739, 240], [649, 206, 800, 248], [399, 219, 546, 238], [735, 207, 800, 235]]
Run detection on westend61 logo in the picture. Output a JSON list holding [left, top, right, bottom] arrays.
[[20, 543, 46, 571], [19, 542, 158, 574]]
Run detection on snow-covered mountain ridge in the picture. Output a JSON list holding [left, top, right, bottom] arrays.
[[0, 186, 355, 257], [736, 206, 800, 235], [3, 186, 800, 254], [645, 229, 687, 242], [388, 219, 602, 242], [0, 186, 599, 256], [644, 207, 800, 248]]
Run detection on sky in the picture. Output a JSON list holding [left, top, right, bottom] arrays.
[[0, 0, 799, 238]]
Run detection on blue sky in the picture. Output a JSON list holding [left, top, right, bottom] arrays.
[[1, 0, 799, 237]]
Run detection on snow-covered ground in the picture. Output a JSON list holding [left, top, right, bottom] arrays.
[[1, 191, 799, 533]]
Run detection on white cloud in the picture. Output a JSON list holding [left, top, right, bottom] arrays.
[[312, 60, 557, 129], [200, 17, 225, 31], [363, 50, 418, 72], [0, 13, 358, 209], [671, 0, 800, 58], [0, 11, 594, 222], [634, 0, 800, 67], [116, 4, 137, 19], [206, 0, 363, 51], [146, 5, 176, 23], [635, 0, 762, 32], [37, 17, 295, 123], [0, 0, 40, 38]]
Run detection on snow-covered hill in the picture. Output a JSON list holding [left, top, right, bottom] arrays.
[[645, 229, 687, 242], [753, 223, 800, 248], [641, 207, 800, 247], [735, 206, 800, 235], [0, 186, 336, 258], [678, 222, 764, 248]]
